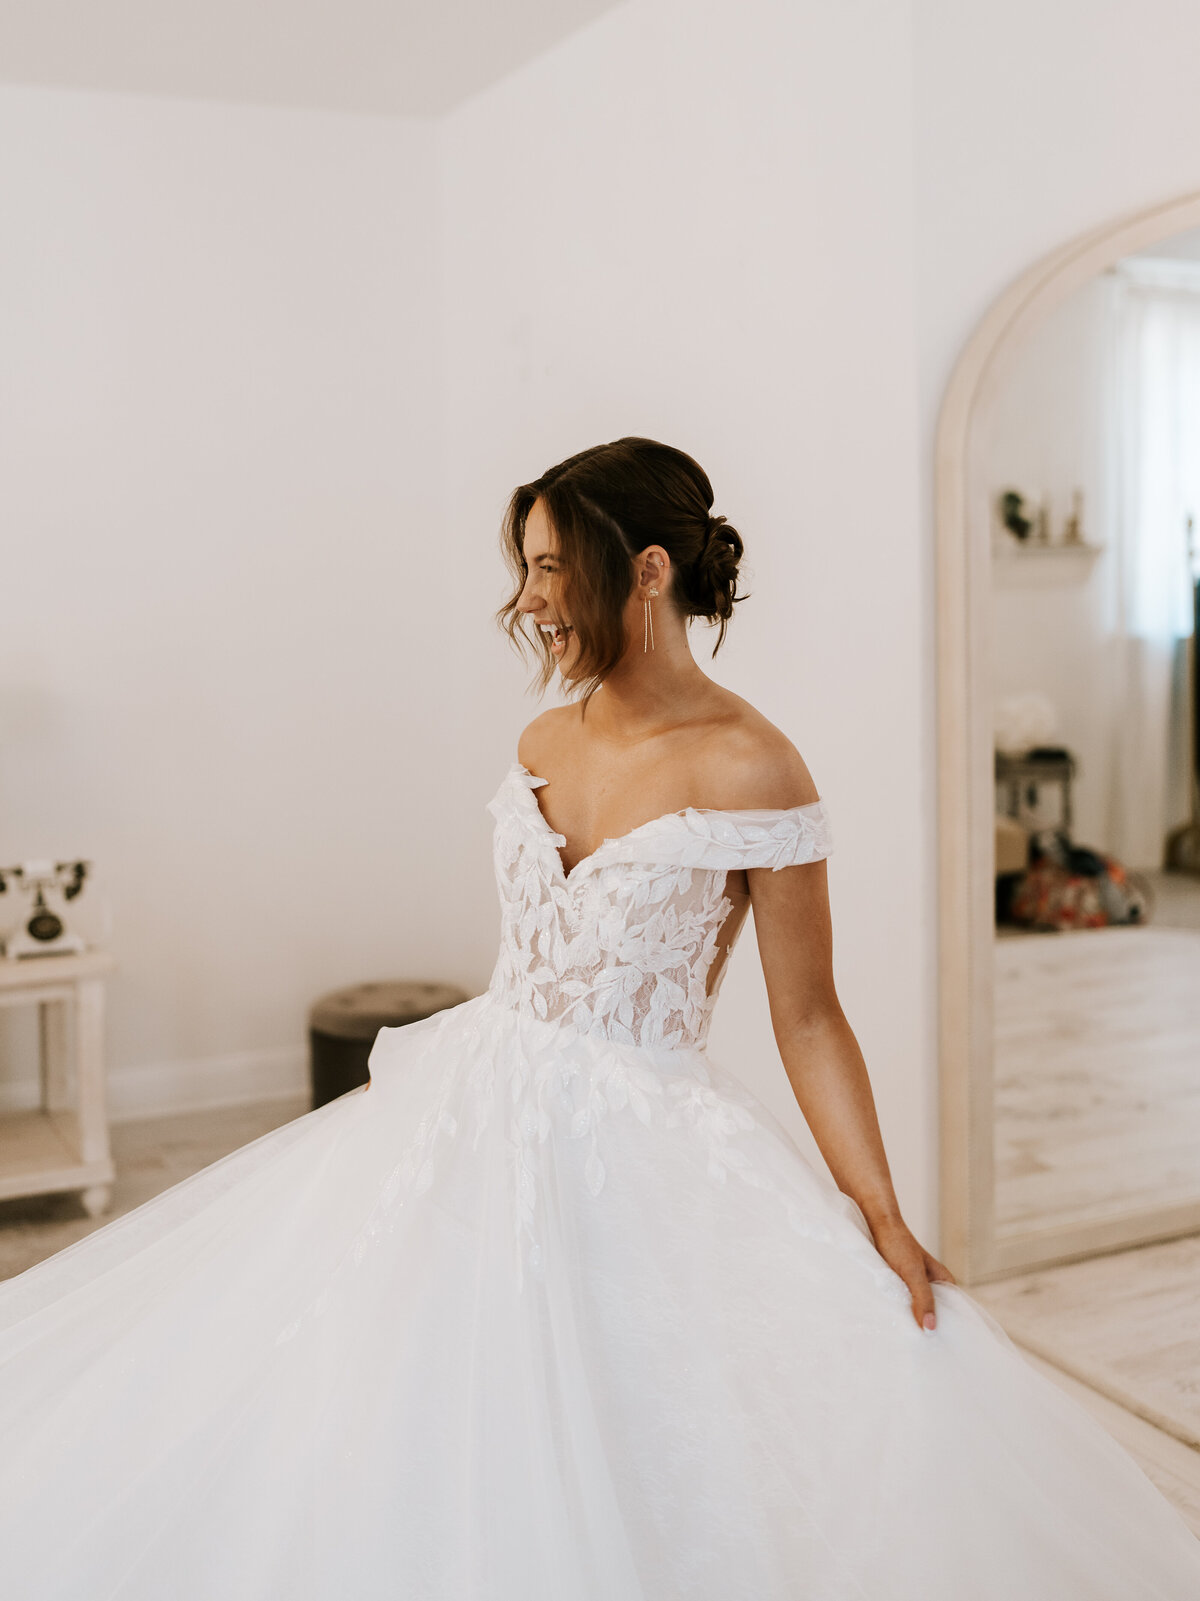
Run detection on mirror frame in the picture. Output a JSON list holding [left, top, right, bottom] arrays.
[[936, 188, 1200, 1284]]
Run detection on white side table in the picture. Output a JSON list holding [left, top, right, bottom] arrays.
[[0, 950, 117, 1217]]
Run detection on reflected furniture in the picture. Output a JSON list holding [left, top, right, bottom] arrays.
[[995, 748, 1077, 834]]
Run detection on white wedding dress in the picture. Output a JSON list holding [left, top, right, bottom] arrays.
[[2, 761, 1199, 1598]]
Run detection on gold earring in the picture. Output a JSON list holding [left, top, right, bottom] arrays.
[[644, 587, 659, 653]]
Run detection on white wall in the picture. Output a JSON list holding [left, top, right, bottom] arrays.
[[0, 87, 443, 1115], [438, 0, 931, 1225]]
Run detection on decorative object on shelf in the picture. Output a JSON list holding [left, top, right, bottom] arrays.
[[993, 485, 1103, 578], [308, 980, 471, 1108], [998, 489, 1034, 542], [0, 859, 91, 960], [1062, 486, 1085, 544]]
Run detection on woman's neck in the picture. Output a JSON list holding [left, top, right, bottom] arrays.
[[582, 635, 719, 743]]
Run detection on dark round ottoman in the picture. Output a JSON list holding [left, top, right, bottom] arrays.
[[308, 980, 469, 1109]]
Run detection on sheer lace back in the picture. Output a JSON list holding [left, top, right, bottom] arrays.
[[487, 764, 832, 1050]]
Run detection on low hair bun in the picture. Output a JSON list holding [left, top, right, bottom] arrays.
[[692, 512, 745, 637]]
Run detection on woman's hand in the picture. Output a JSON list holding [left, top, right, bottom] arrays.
[[868, 1215, 957, 1331]]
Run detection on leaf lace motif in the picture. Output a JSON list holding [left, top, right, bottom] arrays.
[[272, 767, 895, 1336], [486, 783, 740, 1054]]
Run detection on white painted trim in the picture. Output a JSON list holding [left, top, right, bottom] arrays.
[[0, 1045, 308, 1123], [935, 188, 1200, 1284]]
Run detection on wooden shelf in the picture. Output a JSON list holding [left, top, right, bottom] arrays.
[[0, 1108, 112, 1203], [993, 540, 1106, 587], [0, 951, 117, 1216], [0, 950, 116, 991]]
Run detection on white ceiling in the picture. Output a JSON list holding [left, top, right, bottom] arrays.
[[0, 0, 624, 117]]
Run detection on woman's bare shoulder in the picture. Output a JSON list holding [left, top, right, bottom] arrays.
[[698, 693, 820, 811], [516, 705, 578, 775]]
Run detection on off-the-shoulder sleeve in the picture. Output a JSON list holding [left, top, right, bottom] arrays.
[[609, 800, 833, 874], [688, 802, 832, 870]]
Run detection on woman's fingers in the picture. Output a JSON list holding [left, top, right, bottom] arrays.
[[912, 1250, 958, 1332], [904, 1245, 957, 1330], [908, 1255, 947, 1332], [871, 1220, 952, 1331], [925, 1250, 957, 1286], [891, 1233, 939, 1331]]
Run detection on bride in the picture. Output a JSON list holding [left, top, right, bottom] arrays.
[[1, 435, 1198, 1598]]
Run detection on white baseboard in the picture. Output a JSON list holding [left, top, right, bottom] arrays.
[[0, 1045, 309, 1123]]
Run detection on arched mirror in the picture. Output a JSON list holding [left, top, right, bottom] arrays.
[[938, 193, 1200, 1286]]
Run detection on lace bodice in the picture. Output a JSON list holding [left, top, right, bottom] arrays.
[[486, 763, 833, 1051]]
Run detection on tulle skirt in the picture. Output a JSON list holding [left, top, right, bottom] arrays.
[[1, 993, 1198, 1598]]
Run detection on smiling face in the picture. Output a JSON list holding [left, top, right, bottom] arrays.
[[498, 440, 732, 704], [516, 497, 579, 676]]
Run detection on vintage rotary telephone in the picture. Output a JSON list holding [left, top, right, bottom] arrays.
[[0, 860, 90, 959]]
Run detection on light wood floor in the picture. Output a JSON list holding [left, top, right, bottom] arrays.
[[976, 1234, 1200, 1448], [2, 1099, 1198, 1530], [994, 925, 1200, 1235]]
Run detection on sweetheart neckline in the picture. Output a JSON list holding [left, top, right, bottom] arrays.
[[509, 761, 825, 886]]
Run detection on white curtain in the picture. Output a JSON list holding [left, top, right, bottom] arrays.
[[1109, 265, 1200, 868]]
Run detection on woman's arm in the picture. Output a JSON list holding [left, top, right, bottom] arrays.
[[748, 857, 956, 1330]]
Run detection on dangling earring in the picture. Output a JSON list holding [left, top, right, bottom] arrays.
[[643, 586, 659, 653]]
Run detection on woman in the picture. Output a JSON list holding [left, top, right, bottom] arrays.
[[1, 436, 1198, 1598], [503, 440, 953, 1336]]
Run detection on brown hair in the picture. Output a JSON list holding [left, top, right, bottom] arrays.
[[496, 436, 746, 703]]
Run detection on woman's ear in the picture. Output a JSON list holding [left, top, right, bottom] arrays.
[[637, 545, 670, 594]]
